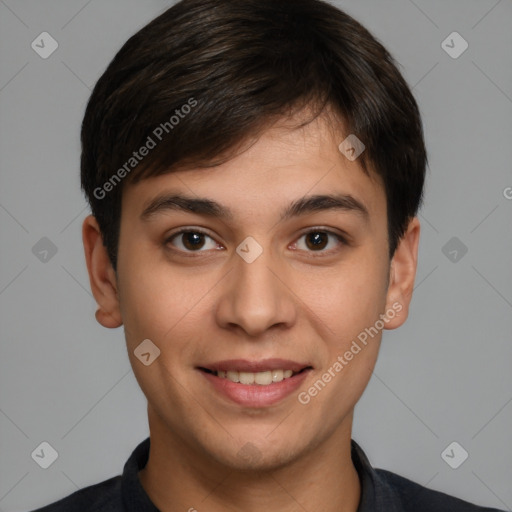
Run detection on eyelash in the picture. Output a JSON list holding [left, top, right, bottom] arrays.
[[164, 227, 349, 257]]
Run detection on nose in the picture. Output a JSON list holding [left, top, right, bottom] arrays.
[[214, 242, 297, 338]]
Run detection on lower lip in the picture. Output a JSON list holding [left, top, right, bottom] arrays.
[[200, 369, 311, 407]]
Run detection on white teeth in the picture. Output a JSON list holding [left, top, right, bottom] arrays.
[[226, 371, 239, 383], [255, 371, 272, 385], [239, 372, 255, 385], [272, 369, 284, 382], [215, 369, 298, 385]]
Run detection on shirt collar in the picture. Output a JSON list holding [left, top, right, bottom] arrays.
[[121, 437, 402, 512], [121, 437, 159, 511], [351, 439, 403, 512]]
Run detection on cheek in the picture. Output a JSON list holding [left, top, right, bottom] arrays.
[[298, 255, 388, 340], [117, 252, 217, 363]]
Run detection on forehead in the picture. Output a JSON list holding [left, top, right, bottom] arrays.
[[122, 114, 386, 225]]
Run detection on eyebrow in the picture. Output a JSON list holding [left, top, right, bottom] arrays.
[[140, 191, 369, 223]]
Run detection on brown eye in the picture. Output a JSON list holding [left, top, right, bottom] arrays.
[[305, 232, 329, 251], [294, 229, 347, 254], [166, 230, 219, 252], [181, 232, 206, 251]]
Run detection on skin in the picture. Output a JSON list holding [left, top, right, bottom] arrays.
[[83, 112, 420, 512]]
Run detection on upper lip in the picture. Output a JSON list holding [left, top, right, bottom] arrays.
[[198, 358, 313, 373]]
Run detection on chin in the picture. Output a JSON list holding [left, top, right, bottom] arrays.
[[207, 436, 306, 473]]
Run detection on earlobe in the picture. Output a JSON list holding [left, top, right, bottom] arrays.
[[384, 216, 421, 330], [82, 215, 123, 329]]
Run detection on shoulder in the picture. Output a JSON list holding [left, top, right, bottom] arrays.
[[29, 475, 122, 512], [376, 468, 506, 512]]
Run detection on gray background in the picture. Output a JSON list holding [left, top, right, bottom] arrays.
[[0, 0, 511, 511]]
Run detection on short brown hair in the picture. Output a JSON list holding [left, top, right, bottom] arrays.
[[80, 0, 427, 271]]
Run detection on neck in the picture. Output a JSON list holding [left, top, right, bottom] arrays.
[[138, 406, 361, 512]]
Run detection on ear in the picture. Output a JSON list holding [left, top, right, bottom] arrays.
[[82, 214, 122, 328], [384, 216, 420, 330]]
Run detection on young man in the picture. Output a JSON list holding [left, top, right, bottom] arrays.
[[32, 0, 505, 510]]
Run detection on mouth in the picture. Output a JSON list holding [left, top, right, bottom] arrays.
[[196, 359, 313, 407], [198, 366, 311, 386]]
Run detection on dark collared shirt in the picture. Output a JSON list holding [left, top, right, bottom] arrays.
[[30, 437, 506, 511]]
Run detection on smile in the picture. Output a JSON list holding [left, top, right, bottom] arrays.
[[197, 359, 313, 407], [202, 368, 304, 385]]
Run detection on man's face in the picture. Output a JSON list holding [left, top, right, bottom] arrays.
[[109, 115, 410, 469]]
